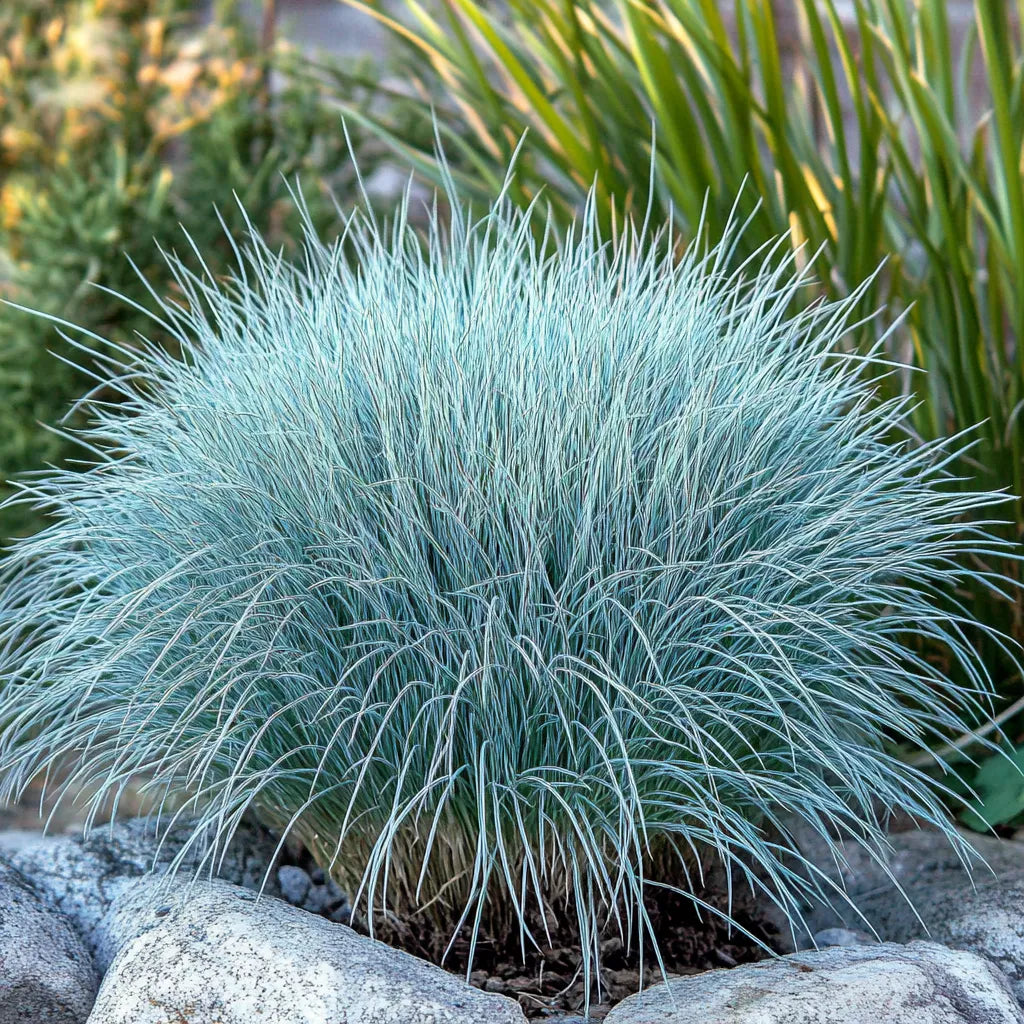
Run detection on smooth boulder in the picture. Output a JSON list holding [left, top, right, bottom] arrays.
[[0, 862, 98, 1023], [87, 877, 526, 1024], [800, 829, 1024, 1001], [604, 941, 1024, 1024]]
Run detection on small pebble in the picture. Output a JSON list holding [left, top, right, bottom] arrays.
[[277, 865, 311, 906], [305, 876, 347, 915], [327, 900, 351, 925], [277, 864, 353, 924]]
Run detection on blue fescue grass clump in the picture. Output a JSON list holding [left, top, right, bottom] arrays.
[[0, 169, 1016, 990]]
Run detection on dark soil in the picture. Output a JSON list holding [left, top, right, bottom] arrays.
[[376, 883, 779, 1018], [285, 846, 780, 1019]]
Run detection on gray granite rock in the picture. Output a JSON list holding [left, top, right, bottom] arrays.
[[0, 818, 281, 957], [794, 830, 1024, 1002], [604, 941, 1024, 1024], [87, 877, 527, 1024], [0, 862, 98, 1023], [276, 863, 352, 923], [800, 828, 1015, 901]]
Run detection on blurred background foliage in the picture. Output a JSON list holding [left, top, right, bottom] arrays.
[[0, 0, 423, 538]]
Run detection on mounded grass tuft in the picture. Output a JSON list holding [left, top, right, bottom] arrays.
[[0, 170, 1016, 995]]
